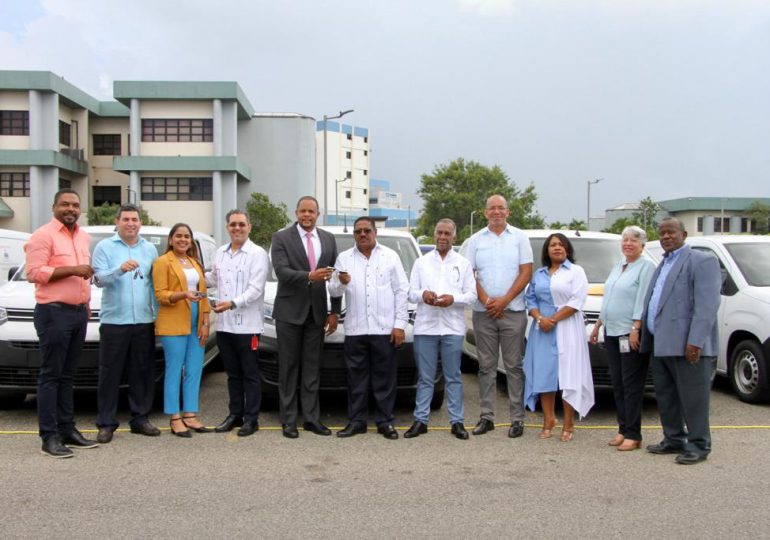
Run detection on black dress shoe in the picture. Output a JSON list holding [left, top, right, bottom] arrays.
[[675, 451, 708, 465], [61, 429, 99, 449], [337, 423, 367, 438], [646, 442, 684, 455], [451, 422, 469, 440], [130, 422, 161, 437], [96, 427, 115, 444], [508, 421, 524, 438], [41, 436, 74, 459], [282, 423, 299, 439], [303, 422, 332, 436], [237, 419, 259, 437], [404, 421, 428, 439], [215, 415, 244, 433], [377, 424, 399, 440], [472, 418, 495, 435]]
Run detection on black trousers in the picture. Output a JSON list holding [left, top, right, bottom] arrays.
[[33, 303, 88, 440], [344, 334, 397, 427], [96, 323, 155, 429], [605, 335, 649, 441], [216, 332, 261, 421], [276, 314, 325, 425]]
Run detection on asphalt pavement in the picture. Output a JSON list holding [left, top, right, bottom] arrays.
[[1, 371, 768, 538]]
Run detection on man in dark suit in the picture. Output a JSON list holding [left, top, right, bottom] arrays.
[[640, 217, 721, 465], [270, 196, 341, 438]]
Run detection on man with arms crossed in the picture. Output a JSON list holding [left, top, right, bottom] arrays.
[[465, 194, 533, 438], [641, 217, 721, 465], [270, 196, 341, 438], [26, 189, 98, 458], [329, 217, 409, 440], [405, 218, 476, 440], [207, 210, 269, 437], [92, 204, 160, 443]]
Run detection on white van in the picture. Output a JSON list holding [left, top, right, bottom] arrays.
[[0, 225, 219, 406], [0, 229, 30, 285], [646, 235, 770, 403]]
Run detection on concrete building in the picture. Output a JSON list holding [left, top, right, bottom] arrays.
[[368, 178, 416, 229], [0, 70, 316, 243], [315, 121, 370, 225], [658, 197, 770, 236]]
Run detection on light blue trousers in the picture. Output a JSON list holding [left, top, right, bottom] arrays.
[[413, 334, 464, 425], [161, 302, 204, 415]]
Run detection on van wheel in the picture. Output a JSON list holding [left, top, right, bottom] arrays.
[[0, 392, 27, 409], [730, 340, 770, 403], [429, 388, 444, 410]]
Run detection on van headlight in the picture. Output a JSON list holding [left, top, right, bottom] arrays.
[[0, 307, 7, 326]]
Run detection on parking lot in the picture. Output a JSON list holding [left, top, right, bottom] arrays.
[[1, 368, 768, 538]]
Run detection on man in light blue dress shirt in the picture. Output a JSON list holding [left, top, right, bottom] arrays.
[[92, 205, 159, 443], [465, 195, 533, 438]]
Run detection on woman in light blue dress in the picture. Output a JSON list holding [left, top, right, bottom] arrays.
[[523, 233, 594, 442]]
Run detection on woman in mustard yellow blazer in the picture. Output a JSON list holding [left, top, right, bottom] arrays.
[[153, 223, 212, 437]]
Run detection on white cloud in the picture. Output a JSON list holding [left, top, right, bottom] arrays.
[[456, 0, 518, 16]]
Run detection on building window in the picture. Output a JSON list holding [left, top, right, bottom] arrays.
[[364, 136, 368, 143], [345, 151, 351, 159], [93, 186, 122, 207], [59, 178, 71, 189], [93, 134, 122, 156], [140, 177, 213, 201], [364, 150, 368, 156], [0, 172, 30, 197], [346, 133, 352, 140], [697, 217, 703, 232], [345, 170, 352, 179], [345, 190, 351, 199], [141, 119, 213, 142], [363, 188, 367, 195], [0, 111, 29, 135], [741, 218, 751, 233], [714, 217, 730, 233], [59, 121, 71, 147], [363, 169, 368, 176]]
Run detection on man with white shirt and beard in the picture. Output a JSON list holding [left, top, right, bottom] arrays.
[[329, 217, 409, 440], [404, 219, 476, 440]]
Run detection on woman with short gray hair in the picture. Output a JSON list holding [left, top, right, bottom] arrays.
[[589, 225, 655, 451]]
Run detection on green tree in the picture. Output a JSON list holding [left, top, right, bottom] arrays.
[[549, 221, 568, 230], [603, 217, 636, 235], [245, 192, 290, 248], [87, 203, 161, 226], [632, 197, 662, 240], [416, 158, 544, 243], [745, 201, 770, 235], [568, 219, 586, 231]]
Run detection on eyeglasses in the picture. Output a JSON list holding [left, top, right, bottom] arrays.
[[133, 268, 144, 280], [353, 228, 373, 235], [228, 222, 248, 228]]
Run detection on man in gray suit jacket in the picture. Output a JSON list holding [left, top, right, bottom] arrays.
[[640, 217, 721, 465], [270, 196, 341, 438]]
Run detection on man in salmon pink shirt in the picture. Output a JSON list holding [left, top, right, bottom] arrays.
[[25, 189, 98, 458]]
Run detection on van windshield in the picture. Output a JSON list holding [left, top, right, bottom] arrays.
[[725, 243, 770, 287]]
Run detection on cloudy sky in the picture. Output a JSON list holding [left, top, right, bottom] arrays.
[[2, 0, 769, 222]]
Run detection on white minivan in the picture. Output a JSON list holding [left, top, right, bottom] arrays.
[[0, 229, 30, 285], [0, 225, 219, 406], [646, 235, 770, 403]]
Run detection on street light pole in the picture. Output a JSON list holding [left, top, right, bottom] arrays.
[[470, 210, 477, 236], [322, 109, 354, 225], [586, 178, 603, 230], [335, 178, 346, 225]]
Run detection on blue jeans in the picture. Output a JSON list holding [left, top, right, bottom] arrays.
[[413, 334, 464, 425], [160, 303, 204, 415]]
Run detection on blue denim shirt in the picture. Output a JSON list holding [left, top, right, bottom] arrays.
[[646, 245, 686, 335], [92, 234, 158, 325]]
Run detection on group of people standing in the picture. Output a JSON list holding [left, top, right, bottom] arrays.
[[26, 189, 721, 466]]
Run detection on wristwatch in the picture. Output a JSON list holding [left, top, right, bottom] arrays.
[[230, 300, 237, 310]]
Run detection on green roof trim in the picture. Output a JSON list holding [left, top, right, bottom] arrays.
[[0, 150, 89, 175], [659, 197, 770, 213], [97, 101, 130, 117], [0, 198, 14, 218], [113, 81, 255, 119], [113, 156, 251, 180]]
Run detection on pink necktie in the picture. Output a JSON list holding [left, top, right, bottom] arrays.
[[306, 232, 316, 272]]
